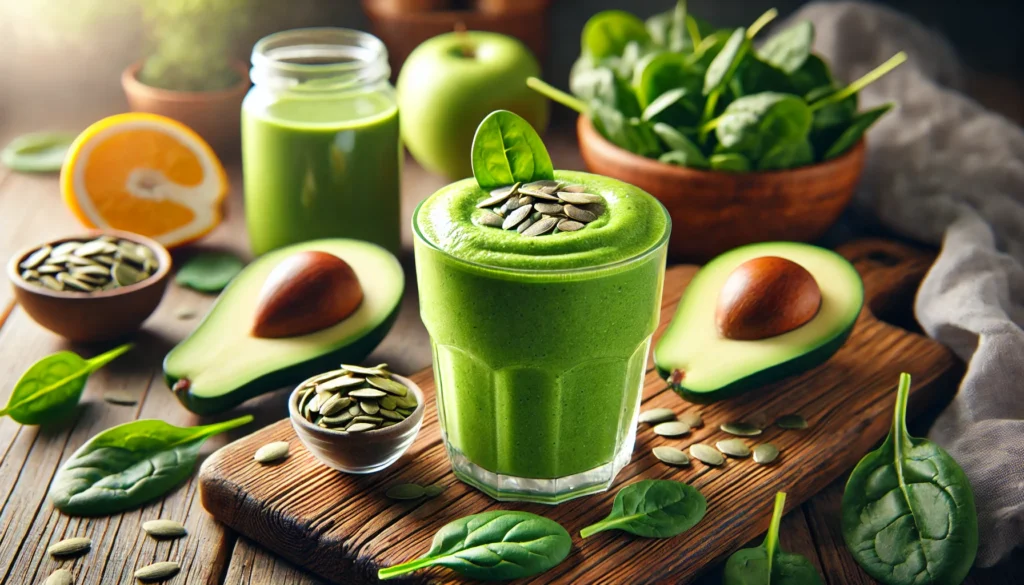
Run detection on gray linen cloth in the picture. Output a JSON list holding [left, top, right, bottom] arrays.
[[785, 1, 1024, 567]]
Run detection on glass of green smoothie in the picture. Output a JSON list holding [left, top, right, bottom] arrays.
[[242, 28, 401, 256], [415, 147, 670, 503]]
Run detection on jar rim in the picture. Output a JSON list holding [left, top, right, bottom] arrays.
[[250, 27, 390, 90]]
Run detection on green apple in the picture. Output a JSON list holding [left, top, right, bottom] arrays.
[[397, 31, 549, 180]]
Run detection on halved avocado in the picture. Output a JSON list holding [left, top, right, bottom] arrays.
[[654, 242, 863, 403], [164, 239, 403, 414]]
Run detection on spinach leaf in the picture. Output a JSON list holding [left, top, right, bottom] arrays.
[[757, 21, 815, 74], [647, 3, 715, 53], [841, 373, 978, 585], [582, 10, 650, 60], [789, 54, 832, 96], [758, 139, 813, 170], [642, 87, 688, 122], [808, 52, 906, 113], [176, 252, 244, 293], [805, 84, 858, 157], [633, 53, 703, 127], [710, 153, 751, 172], [823, 104, 892, 159], [580, 479, 706, 538], [49, 415, 252, 516], [713, 92, 812, 161], [573, 65, 641, 117], [377, 510, 571, 581], [653, 123, 709, 168], [724, 492, 823, 584], [731, 55, 794, 97], [703, 27, 749, 97], [471, 110, 554, 191], [0, 344, 132, 425]]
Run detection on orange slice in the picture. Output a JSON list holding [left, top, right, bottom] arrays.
[[61, 113, 228, 248]]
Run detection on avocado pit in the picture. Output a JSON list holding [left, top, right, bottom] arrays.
[[252, 251, 363, 339], [715, 256, 821, 341]]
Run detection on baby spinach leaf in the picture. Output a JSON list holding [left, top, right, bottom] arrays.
[[724, 492, 823, 584], [634, 53, 703, 127], [713, 92, 812, 161], [757, 21, 815, 74], [789, 54, 832, 96], [710, 153, 751, 172], [0, 344, 132, 425], [647, 3, 715, 53], [808, 52, 906, 113], [176, 252, 245, 293], [758, 139, 813, 170], [471, 110, 554, 191], [582, 10, 651, 60], [653, 123, 709, 168], [642, 88, 689, 122], [841, 373, 978, 585], [49, 415, 252, 516], [823, 103, 893, 159], [703, 27, 749, 97], [573, 66, 641, 117], [377, 510, 571, 581], [580, 479, 706, 538], [731, 55, 795, 97]]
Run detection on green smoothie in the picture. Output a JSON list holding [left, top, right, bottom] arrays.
[[242, 90, 401, 256], [414, 171, 670, 503]]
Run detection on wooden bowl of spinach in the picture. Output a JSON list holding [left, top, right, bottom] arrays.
[[528, 2, 905, 261]]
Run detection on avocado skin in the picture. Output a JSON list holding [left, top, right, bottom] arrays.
[[166, 305, 399, 415], [658, 319, 856, 404]]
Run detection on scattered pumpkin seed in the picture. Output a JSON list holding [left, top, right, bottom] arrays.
[[102, 390, 138, 406], [386, 483, 427, 500], [753, 443, 780, 464], [776, 414, 809, 430], [175, 309, 197, 320], [653, 421, 691, 437], [720, 422, 763, 437], [690, 444, 725, 466], [679, 412, 704, 428], [142, 519, 188, 539], [652, 446, 690, 466], [47, 536, 92, 558], [638, 407, 676, 425], [44, 568, 73, 585], [254, 441, 290, 463], [716, 438, 751, 458], [135, 561, 181, 582]]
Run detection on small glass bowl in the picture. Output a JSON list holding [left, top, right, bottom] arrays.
[[288, 373, 424, 474]]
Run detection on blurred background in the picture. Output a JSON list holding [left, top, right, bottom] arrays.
[[1, 0, 1021, 138]]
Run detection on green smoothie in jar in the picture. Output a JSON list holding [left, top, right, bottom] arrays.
[[243, 28, 401, 256]]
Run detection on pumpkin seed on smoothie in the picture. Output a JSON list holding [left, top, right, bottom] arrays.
[[414, 110, 670, 503]]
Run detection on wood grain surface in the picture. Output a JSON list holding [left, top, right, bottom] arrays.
[[1, 131, 1021, 585], [198, 239, 963, 585]]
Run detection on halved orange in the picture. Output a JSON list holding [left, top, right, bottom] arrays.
[[61, 113, 228, 248]]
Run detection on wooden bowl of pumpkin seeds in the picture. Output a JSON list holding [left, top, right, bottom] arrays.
[[288, 364, 424, 474], [7, 230, 171, 342]]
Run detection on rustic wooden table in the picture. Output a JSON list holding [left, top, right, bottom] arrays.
[[0, 130, 1021, 585]]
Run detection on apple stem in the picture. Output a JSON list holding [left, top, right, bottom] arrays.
[[526, 77, 588, 114], [454, 21, 474, 58]]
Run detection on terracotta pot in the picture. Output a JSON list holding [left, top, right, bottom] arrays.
[[577, 115, 866, 262], [121, 61, 250, 158], [8, 230, 172, 343], [362, 0, 551, 78]]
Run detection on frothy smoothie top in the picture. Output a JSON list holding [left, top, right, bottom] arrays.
[[415, 171, 670, 270]]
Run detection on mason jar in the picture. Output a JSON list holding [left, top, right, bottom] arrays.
[[242, 28, 401, 256]]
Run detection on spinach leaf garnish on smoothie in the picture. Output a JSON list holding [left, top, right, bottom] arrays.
[[471, 110, 554, 190]]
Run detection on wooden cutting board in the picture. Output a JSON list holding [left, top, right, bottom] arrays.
[[198, 239, 961, 584]]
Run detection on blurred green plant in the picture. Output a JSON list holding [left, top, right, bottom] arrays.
[[138, 0, 249, 91]]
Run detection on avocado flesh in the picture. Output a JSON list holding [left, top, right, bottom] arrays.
[[164, 239, 404, 414], [654, 242, 863, 402]]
